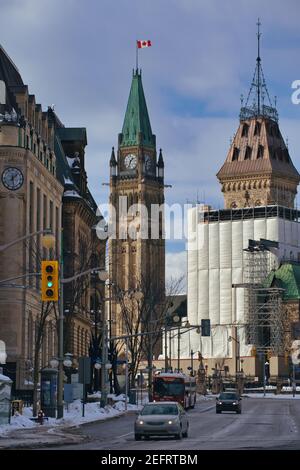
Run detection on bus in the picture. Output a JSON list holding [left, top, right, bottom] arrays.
[[152, 372, 197, 409]]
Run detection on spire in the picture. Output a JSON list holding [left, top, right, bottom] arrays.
[[240, 19, 278, 122], [120, 69, 155, 148], [110, 146, 117, 166], [157, 148, 164, 168]]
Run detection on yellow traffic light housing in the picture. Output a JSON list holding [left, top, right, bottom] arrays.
[[41, 260, 59, 302], [251, 346, 257, 357]]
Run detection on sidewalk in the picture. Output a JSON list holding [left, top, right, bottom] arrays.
[[0, 396, 140, 449]]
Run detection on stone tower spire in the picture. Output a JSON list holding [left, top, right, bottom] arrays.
[[217, 21, 300, 209], [109, 69, 165, 339]]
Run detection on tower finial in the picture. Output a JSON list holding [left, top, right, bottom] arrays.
[[257, 17, 261, 61], [257, 18, 261, 114], [239, 19, 278, 122]]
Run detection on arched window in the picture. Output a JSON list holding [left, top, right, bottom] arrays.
[[257, 145, 264, 159], [254, 121, 261, 136], [232, 147, 239, 161], [241, 124, 249, 137], [244, 146, 252, 160]]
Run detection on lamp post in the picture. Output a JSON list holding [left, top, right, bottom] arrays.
[[228, 334, 240, 376], [0, 228, 53, 252]]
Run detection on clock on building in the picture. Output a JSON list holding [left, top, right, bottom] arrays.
[[124, 154, 137, 170], [2, 167, 24, 190]]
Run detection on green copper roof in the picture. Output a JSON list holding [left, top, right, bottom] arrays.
[[120, 70, 155, 148], [264, 262, 300, 300]]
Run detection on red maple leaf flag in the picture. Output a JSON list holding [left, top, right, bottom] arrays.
[[137, 40, 152, 49]]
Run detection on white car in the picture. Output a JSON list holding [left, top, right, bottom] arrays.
[[134, 401, 189, 440]]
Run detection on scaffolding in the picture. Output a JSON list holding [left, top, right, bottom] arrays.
[[244, 240, 285, 354]]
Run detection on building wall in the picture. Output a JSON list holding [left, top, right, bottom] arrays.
[[0, 137, 63, 389]]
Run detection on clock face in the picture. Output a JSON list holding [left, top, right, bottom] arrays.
[[2, 167, 24, 190], [124, 154, 137, 170], [144, 154, 153, 172]]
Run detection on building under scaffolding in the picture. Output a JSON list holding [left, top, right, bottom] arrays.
[[243, 240, 285, 354], [185, 204, 300, 376]]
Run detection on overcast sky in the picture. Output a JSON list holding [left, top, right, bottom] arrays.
[[2, 0, 300, 287]]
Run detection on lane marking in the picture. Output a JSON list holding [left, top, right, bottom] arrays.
[[116, 431, 134, 438]]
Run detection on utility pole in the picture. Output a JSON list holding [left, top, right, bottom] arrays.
[[57, 230, 64, 419], [100, 322, 108, 408]]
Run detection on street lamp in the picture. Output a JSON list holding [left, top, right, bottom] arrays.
[[228, 335, 240, 376], [41, 233, 56, 250], [49, 357, 59, 369], [63, 353, 73, 368]]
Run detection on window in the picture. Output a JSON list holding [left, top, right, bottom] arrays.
[[241, 124, 249, 137], [254, 121, 261, 136], [244, 146, 252, 160], [232, 147, 239, 161], [257, 145, 264, 159]]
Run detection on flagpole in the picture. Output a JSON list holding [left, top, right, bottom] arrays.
[[136, 41, 138, 71]]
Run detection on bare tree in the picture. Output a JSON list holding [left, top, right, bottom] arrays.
[[113, 274, 184, 393]]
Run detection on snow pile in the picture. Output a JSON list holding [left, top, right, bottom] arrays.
[[0, 395, 137, 435], [0, 412, 37, 436], [57, 399, 136, 426]]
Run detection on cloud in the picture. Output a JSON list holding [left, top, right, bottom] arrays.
[[2, 0, 300, 281], [166, 251, 186, 290]]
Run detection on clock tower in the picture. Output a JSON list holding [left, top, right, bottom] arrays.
[[109, 69, 165, 337]]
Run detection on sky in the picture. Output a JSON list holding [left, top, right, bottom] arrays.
[[2, 0, 300, 287]]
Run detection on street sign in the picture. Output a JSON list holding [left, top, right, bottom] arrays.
[[78, 357, 91, 384]]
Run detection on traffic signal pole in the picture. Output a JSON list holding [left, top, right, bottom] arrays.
[[57, 231, 64, 419]]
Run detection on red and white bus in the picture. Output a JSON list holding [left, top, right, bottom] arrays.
[[152, 372, 196, 409]]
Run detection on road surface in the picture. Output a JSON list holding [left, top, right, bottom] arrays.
[[42, 397, 300, 450]]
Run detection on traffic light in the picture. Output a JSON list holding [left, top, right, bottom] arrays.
[[266, 350, 272, 361], [251, 346, 257, 357], [41, 260, 59, 301], [201, 319, 211, 337]]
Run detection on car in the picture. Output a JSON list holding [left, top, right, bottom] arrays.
[[216, 392, 242, 414], [134, 401, 189, 440]]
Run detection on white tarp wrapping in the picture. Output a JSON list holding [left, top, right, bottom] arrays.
[[232, 221, 243, 268], [236, 287, 245, 324], [209, 223, 219, 268], [186, 211, 300, 361], [284, 219, 292, 246], [212, 325, 230, 358], [220, 222, 232, 268], [239, 326, 253, 357], [291, 219, 299, 247], [209, 268, 220, 325], [254, 218, 267, 240], [220, 268, 232, 324], [198, 223, 209, 269], [242, 219, 254, 249], [197, 269, 209, 320], [200, 336, 212, 358], [187, 208, 198, 324], [266, 217, 278, 242]]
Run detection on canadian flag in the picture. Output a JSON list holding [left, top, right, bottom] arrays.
[[137, 40, 152, 49]]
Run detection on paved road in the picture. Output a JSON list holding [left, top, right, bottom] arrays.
[[45, 397, 300, 450]]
